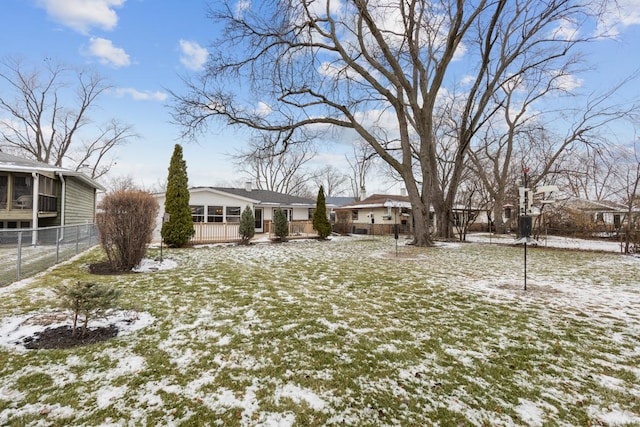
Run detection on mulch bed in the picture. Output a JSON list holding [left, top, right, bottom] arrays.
[[21, 324, 119, 350], [88, 261, 137, 275]]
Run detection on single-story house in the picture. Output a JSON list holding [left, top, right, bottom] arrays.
[[0, 151, 104, 242], [557, 197, 629, 230], [153, 183, 317, 243], [335, 193, 414, 235]]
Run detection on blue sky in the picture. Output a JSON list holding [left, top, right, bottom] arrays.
[[1, 0, 639, 193]]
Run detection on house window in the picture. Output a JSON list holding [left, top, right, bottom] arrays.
[[308, 208, 315, 220], [191, 205, 205, 222], [226, 206, 241, 222], [504, 207, 512, 220], [596, 212, 604, 223], [614, 214, 621, 229], [38, 175, 57, 196], [0, 175, 7, 209], [351, 209, 359, 220], [208, 206, 223, 222], [12, 174, 32, 208], [273, 208, 292, 221]]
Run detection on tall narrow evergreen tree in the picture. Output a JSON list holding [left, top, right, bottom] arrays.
[[161, 144, 194, 247], [313, 186, 332, 239], [273, 208, 289, 241], [239, 205, 255, 244]]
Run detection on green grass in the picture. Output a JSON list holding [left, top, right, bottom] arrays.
[[1, 237, 639, 426]]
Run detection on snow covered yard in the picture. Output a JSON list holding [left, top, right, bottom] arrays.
[[1, 236, 639, 426]]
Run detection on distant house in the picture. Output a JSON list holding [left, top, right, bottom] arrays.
[[336, 194, 414, 235], [153, 183, 317, 243], [560, 197, 628, 230], [0, 152, 104, 239]]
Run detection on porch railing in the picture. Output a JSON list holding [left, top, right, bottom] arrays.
[[269, 220, 317, 239], [188, 220, 318, 244], [190, 222, 241, 244]]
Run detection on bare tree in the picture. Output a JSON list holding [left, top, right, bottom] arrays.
[[313, 165, 349, 197], [0, 57, 135, 179], [610, 141, 640, 253], [172, 0, 614, 246], [233, 132, 316, 197], [346, 141, 376, 200], [468, 67, 635, 233], [559, 146, 620, 201]]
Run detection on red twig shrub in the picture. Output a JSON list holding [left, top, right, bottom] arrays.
[[97, 190, 159, 272]]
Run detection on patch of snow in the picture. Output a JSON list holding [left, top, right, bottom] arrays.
[[254, 412, 296, 427], [133, 257, 178, 272], [0, 309, 155, 350], [275, 383, 327, 411], [96, 386, 128, 409], [514, 399, 545, 426]]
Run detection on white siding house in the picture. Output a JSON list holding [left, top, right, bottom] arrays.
[[153, 185, 317, 243]]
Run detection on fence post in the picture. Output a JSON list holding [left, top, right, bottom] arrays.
[[56, 227, 60, 264], [16, 231, 22, 281]]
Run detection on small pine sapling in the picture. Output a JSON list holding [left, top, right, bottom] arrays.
[[55, 281, 122, 337]]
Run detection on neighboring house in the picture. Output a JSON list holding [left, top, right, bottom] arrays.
[[153, 183, 317, 243], [0, 152, 104, 240], [336, 194, 414, 235], [559, 197, 629, 230]]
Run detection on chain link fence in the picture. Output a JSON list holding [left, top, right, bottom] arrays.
[[0, 223, 99, 287]]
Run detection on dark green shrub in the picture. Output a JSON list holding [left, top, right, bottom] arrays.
[[273, 208, 289, 241], [239, 206, 255, 244], [313, 186, 332, 239]]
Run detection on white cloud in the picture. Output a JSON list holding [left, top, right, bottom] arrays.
[[114, 88, 167, 101], [550, 17, 579, 41], [460, 75, 476, 86], [179, 40, 208, 71], [36, 0, 125, 34], [235, 0, 251, 18], [88, 37, 130, 67], [554, 73, 583, 92], [597, 0, 640, 37], [255, 102, 272, 116]]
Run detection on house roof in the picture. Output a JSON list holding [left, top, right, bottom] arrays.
[[326, 196, 357, 208], [564, 197, 627, 213], [0, 151, 105, 191], [338, 193, 412, 210], [189, 186, 316, 207]]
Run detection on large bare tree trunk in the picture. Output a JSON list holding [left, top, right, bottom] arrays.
[[170, 0, 621, 246]]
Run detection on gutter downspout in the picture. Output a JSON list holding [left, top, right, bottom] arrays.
[[31, 172, 39, 245], [57, 172, 66, 240]]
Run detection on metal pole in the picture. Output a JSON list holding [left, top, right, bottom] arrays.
[[55, 227, 60, 264], [17, 231, 22, 281], [524, 241, 527, 291]]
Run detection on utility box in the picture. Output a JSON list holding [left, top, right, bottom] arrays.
[[519, 215, 532, 238]]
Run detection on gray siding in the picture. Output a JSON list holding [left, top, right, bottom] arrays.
[[64, 178, 97, 224]]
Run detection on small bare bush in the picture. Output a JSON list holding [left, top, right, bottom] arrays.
[[97, 190, 159, 272]]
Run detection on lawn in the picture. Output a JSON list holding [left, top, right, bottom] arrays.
[[1, 236, 639, 426]]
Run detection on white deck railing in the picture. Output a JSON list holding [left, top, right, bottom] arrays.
[[190, 222, 241, 244], [189, 220, 318, 244]]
